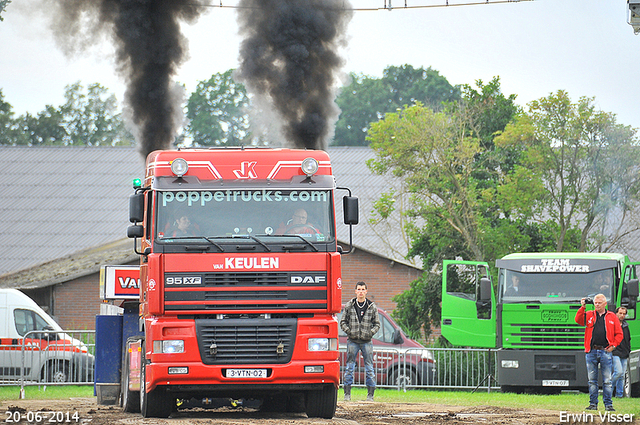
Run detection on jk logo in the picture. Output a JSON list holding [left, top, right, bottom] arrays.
[[233, 161, 258, 179]]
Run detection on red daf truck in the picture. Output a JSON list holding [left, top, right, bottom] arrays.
[[114, 148, 357, 418]]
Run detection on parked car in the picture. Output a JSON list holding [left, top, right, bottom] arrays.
[[337, 306, 436, 388], [0, 289, 94, 383]]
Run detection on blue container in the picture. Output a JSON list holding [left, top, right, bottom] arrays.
[[95, 315, 123, 384]]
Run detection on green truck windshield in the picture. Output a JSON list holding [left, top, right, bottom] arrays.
[[500, 268, 615, 303]]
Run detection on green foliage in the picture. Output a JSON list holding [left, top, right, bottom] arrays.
[[334, 65, 461, 146], [392, 271, 442, 341], [0, 0, 10, 21], [0, 89, 16, 142], [377, 86, 640, 342], [495, 90, 640, 252], [185, 69, 250, 146], [368, 102, 493, 261], [61, 82, 134, 146], [333, 73, 388, 146], [0, 83, 134, 146], [368, 79, 524, 338]]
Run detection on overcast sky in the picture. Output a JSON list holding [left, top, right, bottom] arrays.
[[1, 0, 638, 131]]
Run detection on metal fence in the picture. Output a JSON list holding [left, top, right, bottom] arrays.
[[339, 346, 499, 392], [2, 331, 496, 393], [0, 330, 95, 390]]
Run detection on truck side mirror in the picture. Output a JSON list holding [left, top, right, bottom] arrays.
[[129, 192, 145, 223], [343, 196, 359, 225], [479, 277, 492, 303], [127, 224, 144, 239], [626, 278, 639, 309]]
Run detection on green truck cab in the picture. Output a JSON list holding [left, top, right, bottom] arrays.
[[441, 253, 640, 395]]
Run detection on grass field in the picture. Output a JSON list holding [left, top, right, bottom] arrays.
[[1, 386, 638, 417], [0, 385, 93, 401]]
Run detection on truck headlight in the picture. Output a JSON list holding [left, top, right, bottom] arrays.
[[301, 157, 319, 176], [153, 340, 184, 354], [308, 338, 337, 351], [170, 158, 188, 177], [501, 360, 519, 368]]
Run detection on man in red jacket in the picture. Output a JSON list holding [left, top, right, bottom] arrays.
[[575, 294, 623, 411]]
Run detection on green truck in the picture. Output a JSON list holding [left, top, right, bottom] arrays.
[[441, 253, 640, 395]]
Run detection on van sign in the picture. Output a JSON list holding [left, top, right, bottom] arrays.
[[100, 265, 140, 300]]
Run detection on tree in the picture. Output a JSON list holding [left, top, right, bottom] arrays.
[[185, 69, 250, 146], [333, 73, 388, 146], [61, 82, 134, 146], [0, 0, 10, 21], [0, 89, 15, 143], [367, 80, 528, 341], [369, 79, 521, 265], [17, 106, 66, 146], [1, 83, 134, 146], [333, 65, 461, 146], [495, 90, 640, 252]]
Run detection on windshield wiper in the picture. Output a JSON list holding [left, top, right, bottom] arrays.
[[265, 234, 319, 252], [163, 236, 225, 252], [232, 234, 272, 252]]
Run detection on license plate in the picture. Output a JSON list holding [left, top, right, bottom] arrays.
[[542, 380, 569, 386], [226, 369, 267, 378]]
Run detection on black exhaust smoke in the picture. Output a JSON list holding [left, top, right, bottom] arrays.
[[46, 0, 204, 157], [235, 0, 353, 150]]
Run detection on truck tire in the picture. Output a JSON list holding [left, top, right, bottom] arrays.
[[139, 342, 172, 418], [121, 342, 140, 413], [305, 385, 337, 419], [631, 380, 640, 398]]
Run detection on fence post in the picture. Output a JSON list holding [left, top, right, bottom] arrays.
[[19, 335, 27, 399], [472, 348, 495, 393]]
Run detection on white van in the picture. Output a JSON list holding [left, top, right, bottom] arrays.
[[0, 288, 94, 383]]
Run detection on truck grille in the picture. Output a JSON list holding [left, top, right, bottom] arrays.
[[505, 324, 584, 349], [534, 355, 577, 381], [195, 317, 296, 365], [164, 271, 327, 312]]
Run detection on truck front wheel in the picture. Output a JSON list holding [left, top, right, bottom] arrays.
[[305, 385, 337, 419], [139, 343, 172, 418]]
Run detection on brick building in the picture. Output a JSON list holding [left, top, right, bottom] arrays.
[[340, 245, 422, 313]]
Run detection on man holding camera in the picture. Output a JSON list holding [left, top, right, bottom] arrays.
[[575, 294, 623, 411]]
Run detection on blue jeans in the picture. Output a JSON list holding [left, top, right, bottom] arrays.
[[343, 340, 376, 388], [585, 349, 613, 407], [612, 356, 628, 397]]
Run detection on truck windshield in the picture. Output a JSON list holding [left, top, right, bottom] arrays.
[[155, 189, 335, 243], [500, 268, 615, 303]]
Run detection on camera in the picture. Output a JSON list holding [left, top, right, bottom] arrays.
[[584, 297, 594, 305]]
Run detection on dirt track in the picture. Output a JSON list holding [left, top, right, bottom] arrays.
[[1, 397, 569, 424]]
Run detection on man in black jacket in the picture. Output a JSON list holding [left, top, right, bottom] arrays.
[[340, 281, 381, 402], [612, 307, 631, 398]]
